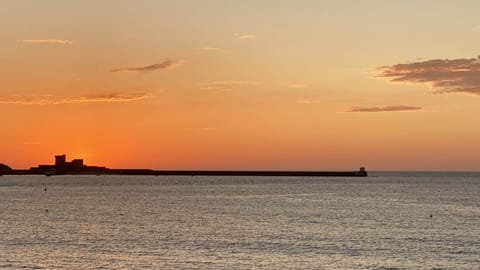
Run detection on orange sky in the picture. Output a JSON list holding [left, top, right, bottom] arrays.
[[2, 1, 480, 170]]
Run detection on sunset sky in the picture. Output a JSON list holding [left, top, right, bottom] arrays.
[[2, 1, 480, 170]]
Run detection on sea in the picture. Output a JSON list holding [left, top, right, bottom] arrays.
[[0, 172, 479, 270]]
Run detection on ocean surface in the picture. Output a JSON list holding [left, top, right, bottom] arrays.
[[0, 172, 479, 269]]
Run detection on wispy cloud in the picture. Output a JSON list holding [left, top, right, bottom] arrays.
[[207, 81, 260, 86], [199, 80, 259, 92], [234, 33, 256, 39], [199, 86, 233, 92], [111, 59, 188, 73], [0, 92, 151, 105], [17, 39, 75, 45], [295, 99, 317, 104], [289, 84, 309, 88], [80, 92, 152, 102], [374, 56, 480, 95], [199, 46, 221, 51], [23, 142, 41, 145], [347, 105, 422, 113], [472, 25, 480, 31]]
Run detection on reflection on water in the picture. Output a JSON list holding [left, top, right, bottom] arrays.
[[0, 174, 479, 269]]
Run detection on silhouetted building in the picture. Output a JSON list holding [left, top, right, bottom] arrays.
[[54, 154, 67, 173], [28, 155, 99, 175], [55, 155, 66, 166], [71, 159, 84, 170], [0, 163, 13, 175]]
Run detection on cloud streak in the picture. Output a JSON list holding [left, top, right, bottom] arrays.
[[0, 92, 151, 105], [295, 99, 317, 104], [199, 80, 260, 92], [199, 46, 221, 51], [111, 59, 187, 73], [375, 56, 480, 95], [17, 39, 75, 45], [199, 86, 232, 92], [347, 105, 422, 113], [234, 33, 256, 39], [207, 80, 260, 86], [289, 84, 309, 88]]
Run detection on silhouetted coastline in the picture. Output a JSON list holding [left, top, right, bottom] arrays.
[[1, 155, 368, 177]]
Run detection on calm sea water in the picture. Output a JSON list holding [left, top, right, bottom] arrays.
[[0, 173, 479, 269]]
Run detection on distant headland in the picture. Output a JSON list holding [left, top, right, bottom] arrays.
[[0, 154, 368, 177]]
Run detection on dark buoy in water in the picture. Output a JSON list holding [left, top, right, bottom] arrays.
[[429, 214, 433, 219], [45, 209, 49, 213], [44, 187, 47, 192]]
